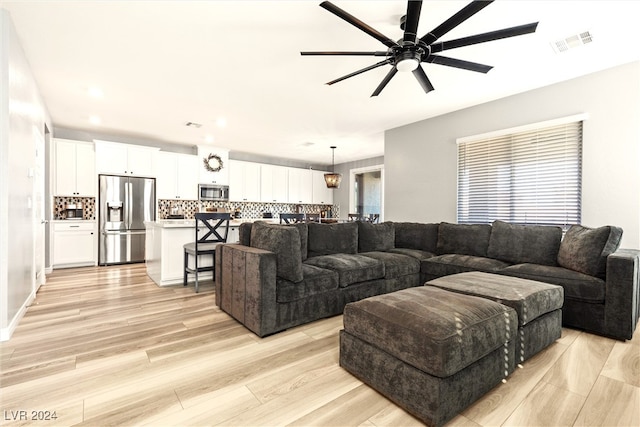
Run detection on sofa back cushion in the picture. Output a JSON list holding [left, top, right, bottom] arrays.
[[241, 221, 308, 261], [436, 222, 491, 257], [394, 222, 438, 252], [557, 224, 623, 278], [308, 222, 358, 257], [250, 221, 304, 283], [358, 221, 395, 252], [488, 220, 562, 266]]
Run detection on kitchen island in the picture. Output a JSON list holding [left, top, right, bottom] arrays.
[[145, 219, 243, 287]]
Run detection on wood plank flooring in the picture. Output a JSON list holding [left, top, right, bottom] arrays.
[[1, 264, 638, 426]]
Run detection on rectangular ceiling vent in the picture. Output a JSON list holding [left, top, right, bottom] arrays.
[[551, 31, 593, 53], [184, 121, 202, 128]]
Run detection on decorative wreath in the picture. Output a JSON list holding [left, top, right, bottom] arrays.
[[203, 153, 224, 172]]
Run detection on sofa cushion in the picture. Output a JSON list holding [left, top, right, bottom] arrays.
[[557, 224, 623, 278], [488, 220, 562, 266], [426, 272, 564, 327], [388, 247, 436, 261], [304, 253, 384, 287], [242, 221, 308, 261], [422, 254, 511, 279], [343, 286, 518, 378], [307, 222, 358, 258], [499, 263, 605, 303], [436, 222, 492, 257], [360, 251, 420, 279], [394, 222, 439, 252], [250, 221, 303, 283], [358, 221, 395, 252], [239, 222, 252, 246], [276, 264, 339, 303]]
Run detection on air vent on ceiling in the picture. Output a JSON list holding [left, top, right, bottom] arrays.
[[551, 31, 593, 53], [185, 121, 202, 128]]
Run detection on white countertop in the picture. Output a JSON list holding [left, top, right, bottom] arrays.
[[148, 218, 278, 228]]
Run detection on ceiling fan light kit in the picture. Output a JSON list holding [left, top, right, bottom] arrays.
[[302, 0, 539, 96], [324, 146, 342, 189]]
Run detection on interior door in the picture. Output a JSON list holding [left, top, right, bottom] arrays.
[[33, 126, 45, 290]]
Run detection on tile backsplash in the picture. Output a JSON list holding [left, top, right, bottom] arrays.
[[158, 199, 339, 220], [53, 196, 96, 220]]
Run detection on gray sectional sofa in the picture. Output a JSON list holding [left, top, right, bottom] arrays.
[[215, 220, 640, 340]]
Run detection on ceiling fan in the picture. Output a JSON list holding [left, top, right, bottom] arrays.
[[301, 0, 539, 96]]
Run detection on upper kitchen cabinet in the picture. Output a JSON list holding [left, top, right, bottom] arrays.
[[260, 164, 288, 203], [312, 170, 334, 205], [288, 168, 312, 204], [229, 160, 260, 202], [197, 147, 229, 185], [94, 140, 158, 177], [156, 152, 198, 200], [54, 138, 96, 196]]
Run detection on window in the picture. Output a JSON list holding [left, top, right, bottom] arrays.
[[457, 116, 583, 228]]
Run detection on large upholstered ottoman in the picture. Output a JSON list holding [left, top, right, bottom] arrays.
[[426, 271, 564, 363], [340, 286, 518, 427]]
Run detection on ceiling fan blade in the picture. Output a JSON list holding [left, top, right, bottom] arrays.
[[431, 22, 539, 53], [326, 59, 392, 86], [403, 1, 423, 44], [301, 51, 389, 56], [426, 55, 493, 73], [320, 1, 399, 49], [420, 0, 493, 45], [371, 68, 398, 97], [412, 65, 435, 93]]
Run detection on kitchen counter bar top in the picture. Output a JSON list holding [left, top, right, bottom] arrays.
[[147, 218, 278, 228]]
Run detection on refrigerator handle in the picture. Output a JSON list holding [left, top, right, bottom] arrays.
[[124, 182, 129, 229], [128, 182, 133, 229]]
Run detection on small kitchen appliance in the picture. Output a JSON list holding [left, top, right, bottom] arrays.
[[64, 203, 84, 219]]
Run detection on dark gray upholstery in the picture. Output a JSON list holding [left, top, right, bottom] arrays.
[[422, 254, 511, 280], [359, 251, 420, 279], [358, 221, 395, 252], [250, 221, 303, 283], [394, 222, 438, 252], [307, 222, 358, 257], [388, 247, 436, 261], [488, 220, 562, 266], [437, 222, 492, 257], [304, 253, 384, 287], [276, 264, 338, 303], [239, 222, 252, 246], [558, 224, 623, 278]]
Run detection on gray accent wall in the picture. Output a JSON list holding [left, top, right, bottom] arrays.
[[385, 61, 640, 249]]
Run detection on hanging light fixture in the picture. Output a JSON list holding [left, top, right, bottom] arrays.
[[324, 146, 342, 189]]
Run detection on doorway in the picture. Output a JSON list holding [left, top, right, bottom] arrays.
[[349, 165, 384, 221]]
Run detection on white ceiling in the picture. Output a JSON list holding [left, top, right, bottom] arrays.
[[3, 1, 640, 165]]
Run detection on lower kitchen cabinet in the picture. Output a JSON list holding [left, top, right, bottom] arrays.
[[52, 221, 97, 268]]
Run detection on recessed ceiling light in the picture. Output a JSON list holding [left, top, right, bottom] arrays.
[[216, 117, 227, 128], [89, 115, 101, 125], [205, 135, 215, 143], [88, 86, 103, 98]]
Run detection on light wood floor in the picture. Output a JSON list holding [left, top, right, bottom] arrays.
[[1, 264, 638, 426]]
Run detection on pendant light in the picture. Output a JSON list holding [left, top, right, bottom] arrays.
[[324, 146, 342, 189]]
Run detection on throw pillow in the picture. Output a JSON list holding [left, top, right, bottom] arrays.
[[394, 222, 438, 252], [557, 224, 623, 278], [358, 221, 395, 252], [307, 222, 358, 257], [487, 220, 562, 266], [436, 222, 492, 257], [250, 221, 304, 283]]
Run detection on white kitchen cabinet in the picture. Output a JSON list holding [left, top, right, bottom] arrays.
[[288, 168, 312, 204], [229, 160, 261, 202], [94, 140, 158, 177], [312, 170, 334, 205], [260, 164, 289, 203], [54, 139, 96, 196], [198, 147, 230, 185], [52, 221, 97, 268], [156, 152, 198, 200]]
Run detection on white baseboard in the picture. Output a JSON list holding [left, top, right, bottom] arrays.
[[0, 289, 36, 342]]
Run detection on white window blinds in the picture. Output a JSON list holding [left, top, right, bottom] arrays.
[[457, 120, 582, 227]]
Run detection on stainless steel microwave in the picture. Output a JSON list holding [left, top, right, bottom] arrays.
[[198, 184, 229, 202]]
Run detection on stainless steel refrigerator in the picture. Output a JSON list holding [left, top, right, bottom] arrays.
[[99, 175, 156, 265]]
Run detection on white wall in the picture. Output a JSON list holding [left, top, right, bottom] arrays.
[[0, 10, 51, 340], [385, 61, 640, 249]]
